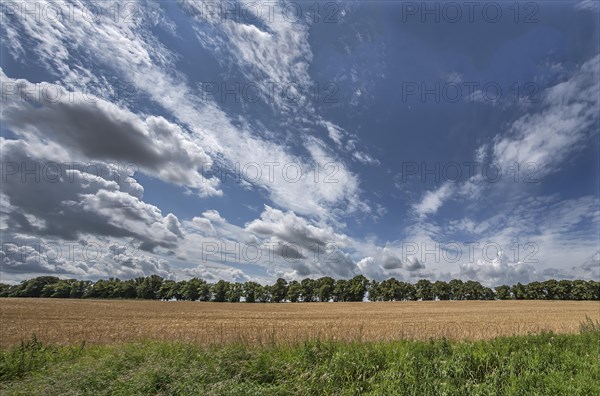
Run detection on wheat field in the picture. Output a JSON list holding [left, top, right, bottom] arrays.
[[1, 298, 598, 348]]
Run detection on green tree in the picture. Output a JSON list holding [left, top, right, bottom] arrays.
[[317, 277, 335, 302], [449, 279, 464, 300], [482, 287, 495, 300], [347, 275, 369, 302], [286, 281, 302, 302], [589, 281, 600, 301], [415, 279, 434, 301], [543, 279, 559, 300], [181, 279, 199, 301], [462, 280, 484, 300], [226, 282, 243, 302], [243, 282, 261, 303], [398, 281, 416, 301], [69, 280, 92, 299], [433, 281, 451, 300], [46, 279, 73, 298], [333, 279, 348, 302], [87, 279, 113, 299], [257, 284, 272, 303], [211, 280, 230, 302], [368, 280, 382, 301], [158, 280, 177, 300], [379, 278, 400, 301], [136, 275, 164, 299], [526, 281, 545, 300], [0, 283, 11, 297], [495, 285, 511, 300], [300, 278, 317, 302], [511, 282, 527, 300], [571, 280, 593, 300], [557, 280, 573, 300], [116, 280, 137, 299], [16, 276, 61, 297], [271, 278, 288, 303]]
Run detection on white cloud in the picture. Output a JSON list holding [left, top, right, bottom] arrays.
[[323, 121, 346, 147], [1, 0, 368, 221], [459, 251, 537, 286], [413, 183, 455, 219], [492, 55, 599, 177], [576, 0, 600, 12], [1, 139, 185, 252], [1, 72, 221, 197], [352, 151, 381, 165]]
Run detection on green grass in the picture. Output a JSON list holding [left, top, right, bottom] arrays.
[[1, 330, 599, 395]]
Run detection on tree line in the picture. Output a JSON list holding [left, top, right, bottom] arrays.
[[1, 276, 598, 301]]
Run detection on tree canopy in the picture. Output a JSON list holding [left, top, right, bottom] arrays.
[[1, 276, 598, 302]]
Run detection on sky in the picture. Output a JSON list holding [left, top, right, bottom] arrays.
[[1, 0, 599, 287]]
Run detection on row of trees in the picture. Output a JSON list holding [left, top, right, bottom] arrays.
[[1, 276, 598, 301]]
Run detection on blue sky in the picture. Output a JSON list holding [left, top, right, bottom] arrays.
[[1, 0, 599, 286]]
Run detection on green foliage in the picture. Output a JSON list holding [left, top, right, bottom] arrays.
[[415, 279, 434, 300], [2, 277, 599, 302], [316, 277, 335, 302], [346, 275, 369, 302], [212, 280, 230, 302], [449, 279, 464, 300], [433, 280, 451, 300], [332, 279, 348, 302], [511, 282, 528, 300], [286, 281, 302, 302], [270, 278, 288, 303], [1, 331, 599, 395], [243, 282, 262, 303], [300, 278, 317, 302], [136, 275, 163, 300], [495, 284, 512, 300], [226, 282, 244, 303]]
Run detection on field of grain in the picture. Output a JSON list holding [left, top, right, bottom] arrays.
[[1, 299, 598, 348]]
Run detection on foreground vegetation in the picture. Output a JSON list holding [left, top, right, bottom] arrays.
[[2, 275, 598, 302], [1, 323, 599, 395]]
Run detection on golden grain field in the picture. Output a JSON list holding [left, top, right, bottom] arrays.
[[1, 298, 598, 348]]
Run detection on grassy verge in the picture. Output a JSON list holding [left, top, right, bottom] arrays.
[[1, 329, 599, 395]]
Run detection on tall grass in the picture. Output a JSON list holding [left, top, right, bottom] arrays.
[[1, 325, 599, 395], [579, 315, 600, 333]]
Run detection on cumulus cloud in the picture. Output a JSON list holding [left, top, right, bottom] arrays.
[[111, 253, 173, 279], [245, 206, 357, 277], [246, 206, 348, 250], [458, 251, 537, 286], [405, 257, 425, 272], [0, 243, 89, 276], [181, 265, 248, 283], [2, 1, 597, 285], [1, 139, 185, 251], [1, 73, 221, 197], [1, 0, 371, 221]]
